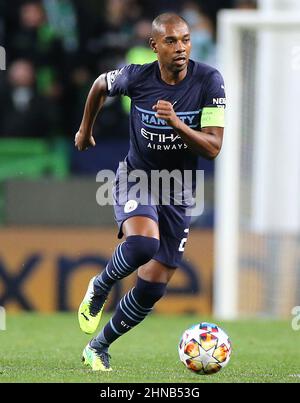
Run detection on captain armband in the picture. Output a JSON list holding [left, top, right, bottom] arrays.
[[200, 107, 225, 128]]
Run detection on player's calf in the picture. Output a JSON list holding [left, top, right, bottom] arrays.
[[78, 236, 160, 335], [90, 276, 167, 350], [94, 235, 160, 294]]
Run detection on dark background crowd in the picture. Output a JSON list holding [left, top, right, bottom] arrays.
[[0, 0, 256, 145]]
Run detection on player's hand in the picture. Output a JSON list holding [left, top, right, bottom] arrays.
[[74, 130, 96, 151], [152, 100, 180, 127]]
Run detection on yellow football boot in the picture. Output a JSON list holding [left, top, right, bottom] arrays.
[[78, 276, 106, 334]]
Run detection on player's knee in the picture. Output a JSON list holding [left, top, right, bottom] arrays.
[[134, 276, 166, 307], [125, 235, 160, 266]]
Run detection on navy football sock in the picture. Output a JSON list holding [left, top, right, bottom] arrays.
[[93, 235, 160, 296], [91, 277, 166, 350]]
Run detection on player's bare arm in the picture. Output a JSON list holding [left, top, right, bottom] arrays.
[[153, 100, 223, 159], [75, 73, 108, 151]]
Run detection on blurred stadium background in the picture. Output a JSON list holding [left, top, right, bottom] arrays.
[[0, 0, 299, 322]]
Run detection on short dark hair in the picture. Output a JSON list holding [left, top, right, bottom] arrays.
[[151, 13, 189, 38]]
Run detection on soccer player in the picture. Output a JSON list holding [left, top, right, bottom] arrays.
[[75, 13, 225, 371]]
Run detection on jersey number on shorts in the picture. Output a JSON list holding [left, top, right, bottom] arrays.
[[178, 228, 190, 252]]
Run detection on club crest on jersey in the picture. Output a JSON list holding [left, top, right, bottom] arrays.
[[124, 199, 138, 213]]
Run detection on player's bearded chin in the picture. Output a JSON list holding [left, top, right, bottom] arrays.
[[173, 63, 187, 73], [170, 60, 186, 72]]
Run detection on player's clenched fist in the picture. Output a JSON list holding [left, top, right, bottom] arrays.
[[152, 100, 180, 127], [75, 130, 96, 151]]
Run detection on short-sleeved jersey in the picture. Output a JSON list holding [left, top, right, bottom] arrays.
[[106, 60, 225, 174]]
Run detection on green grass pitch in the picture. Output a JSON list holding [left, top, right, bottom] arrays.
[[0, 313, 299, 383]]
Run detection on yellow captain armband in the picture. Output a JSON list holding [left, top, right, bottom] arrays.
[[200, 107, 225, 128]]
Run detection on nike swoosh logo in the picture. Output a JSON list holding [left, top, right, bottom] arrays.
[[81, 312, 89, 321]]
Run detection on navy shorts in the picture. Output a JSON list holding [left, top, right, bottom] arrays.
[[112, 167, 191, 268]]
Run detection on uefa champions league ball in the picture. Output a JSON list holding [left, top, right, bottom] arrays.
[[178, 322, 232, 375]]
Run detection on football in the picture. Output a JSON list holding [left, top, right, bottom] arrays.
[[178, 322, 232, 375]]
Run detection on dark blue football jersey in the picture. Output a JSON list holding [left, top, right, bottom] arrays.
[[106, 60, 225, 173]]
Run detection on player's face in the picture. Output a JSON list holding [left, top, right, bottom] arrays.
[[151, 22, 191, 73]]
